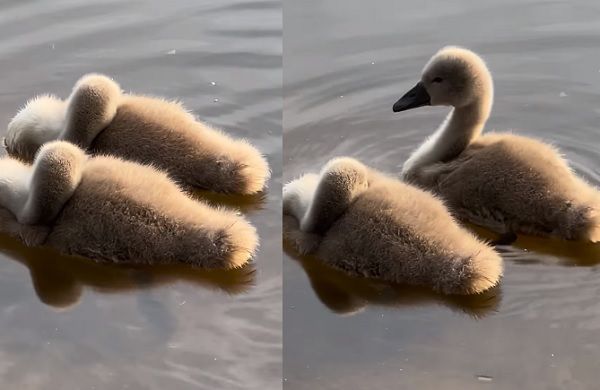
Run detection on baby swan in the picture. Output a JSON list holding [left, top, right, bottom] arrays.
[[0, 141, 258, 268], [5, 74, 270, 194], [283, 157, 502, 295], [393, 46, 600, 242]]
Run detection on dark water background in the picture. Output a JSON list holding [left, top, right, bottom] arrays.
[[284, 0, 600, 389], [0, 1, 281, 389]]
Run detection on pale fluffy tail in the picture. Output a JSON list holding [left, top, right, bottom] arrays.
[[229, 139, 271, 195], [217, 213, 260, 269], [462, 246, 503, 294], [431, 244, 503, 295], [198, 124, 271, 195]]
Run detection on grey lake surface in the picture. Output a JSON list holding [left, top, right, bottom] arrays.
[[284, 0, 600, 389], [0, 1, 281, 389]]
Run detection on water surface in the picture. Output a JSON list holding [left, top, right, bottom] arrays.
[[0, 1, 281, 389], [284, 0, 600, 388]]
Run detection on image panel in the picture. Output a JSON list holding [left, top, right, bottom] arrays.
[[0, 1, 282, 389], [283, 0, 600, 389]]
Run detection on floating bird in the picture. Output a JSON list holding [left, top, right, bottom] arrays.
[[0, 141, 258, 267], [283, 157, 502, 295], [393, 46, 600, 242], [6, 74, 270, 194]]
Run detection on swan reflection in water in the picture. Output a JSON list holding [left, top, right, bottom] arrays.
[[468, 224, 600, 267], [0, 233, 256, 310], [190, 189, 268, 214], [284, 241, 501, 318], [285, 218, 600, 317]]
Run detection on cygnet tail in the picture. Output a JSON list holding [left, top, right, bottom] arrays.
[[461, 245, 503, 295], [192, 123, 271, 195], [228, 139, 271, 195], [215, 213, 260, 269], [431, 243, 502, 295]]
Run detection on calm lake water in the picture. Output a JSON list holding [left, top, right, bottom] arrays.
[[284, 0, 600, 389], [0, 1, 281, 389]]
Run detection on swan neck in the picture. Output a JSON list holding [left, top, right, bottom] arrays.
[[447, 101, 488, 143], [402, 96, 491, 180]]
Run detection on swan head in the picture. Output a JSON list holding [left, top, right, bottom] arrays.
[[5, 94, 67, 163], [393, 46, 493, 112]]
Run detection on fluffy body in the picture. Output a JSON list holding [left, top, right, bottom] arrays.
[[283, 157, 502, 295], [6, 74, 270, 194], [0, 142, 258, 268], [399, 46, 600, 241]]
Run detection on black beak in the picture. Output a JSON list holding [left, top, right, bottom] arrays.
[[393, 81, 431, 112]]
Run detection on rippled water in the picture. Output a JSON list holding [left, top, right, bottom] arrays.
[[0, 1, 281, 389], [284, 0, 600, 388]]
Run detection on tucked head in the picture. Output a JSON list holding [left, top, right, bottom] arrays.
[[5, 94, 67, 162], [393, 46, 493, 112]]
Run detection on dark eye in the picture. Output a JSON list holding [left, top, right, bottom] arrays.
[[432, 77, 443, 83]]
